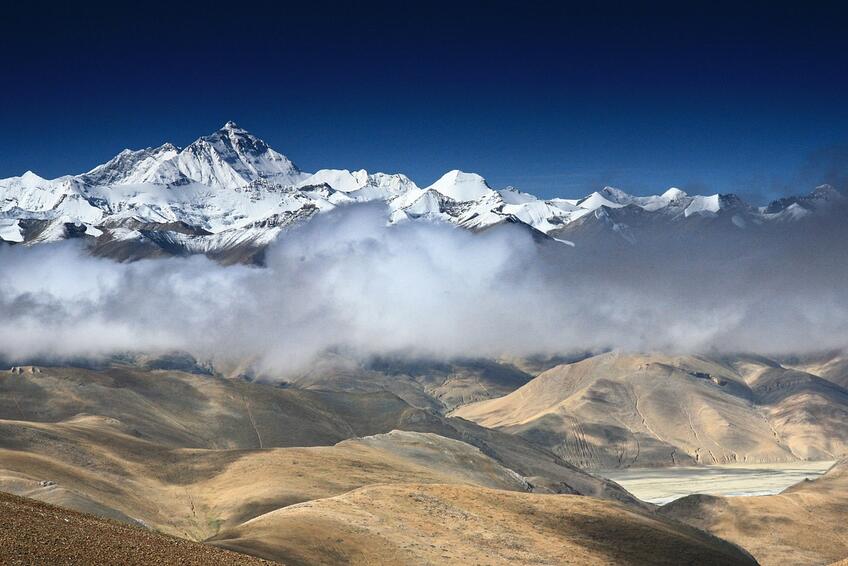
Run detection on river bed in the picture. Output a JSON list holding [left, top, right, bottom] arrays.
[[601, 460, 835, 505]]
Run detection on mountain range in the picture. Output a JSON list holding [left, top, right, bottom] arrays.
[[2, 121, 844, 262], [453, 352, 848, 469], [2, 352, 844, 564], [0, 358, 757, 565]]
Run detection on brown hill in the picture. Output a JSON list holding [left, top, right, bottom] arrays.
[[780, 350, 848, 390], [284, 355, 539, 412], [661, 459, 848, 565], [211, 483, 756, 566], [0, 364, 640, 542], [454, 352, 848, 468]]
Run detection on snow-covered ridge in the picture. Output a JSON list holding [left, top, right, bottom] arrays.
[[0, 122, 843, 255]]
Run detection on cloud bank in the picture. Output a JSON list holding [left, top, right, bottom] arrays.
[[1, 204, 847, 373]]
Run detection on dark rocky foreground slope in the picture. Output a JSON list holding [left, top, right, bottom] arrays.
[[0, 490, 272, 565]]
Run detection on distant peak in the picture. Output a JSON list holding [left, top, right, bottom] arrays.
[[21, 170, 47, 183], [810, 184, 843, 198], [596, 187, 634, 205], [439, 170, 487, 183], [213, 121, 252, 139], [600, 186, 630, 197], [428, 170, 492, 202], [578, 191, 626, 210], [662, 187, 687, 200]]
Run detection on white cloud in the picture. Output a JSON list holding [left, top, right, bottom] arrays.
[[1, 203, 846, 372]]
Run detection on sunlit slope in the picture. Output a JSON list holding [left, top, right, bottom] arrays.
[[0, 364, 639, 541], [661, 459, 848, 565], [454, 352, 848, 468], [211, 483, 756, 566]]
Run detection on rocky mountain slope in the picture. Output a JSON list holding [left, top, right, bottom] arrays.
[[1, 122, 843, 262], [0, 490, 272, 566]]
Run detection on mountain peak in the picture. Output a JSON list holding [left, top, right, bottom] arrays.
[[810, 184, 843, 200], [222, 120, 244, 132], [175, 124, 304, 189], [80, 143, 181, 185], [578, 191, 627, 211], [78, 124, 304, 189], [21, 170, 46, 183], [204, 122, 252, 143], [428, 170, 492, 202], [599, 186, 632, 203], [298, 169, 370, 192], [444, 169, 482, 180], [662, 187, 687, 200]]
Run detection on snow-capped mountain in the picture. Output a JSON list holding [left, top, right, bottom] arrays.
[[81, 122, 306, 189], [1, 122, 844, 261]]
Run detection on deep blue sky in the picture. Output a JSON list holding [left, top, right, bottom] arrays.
[[1, 1, 847, 201]]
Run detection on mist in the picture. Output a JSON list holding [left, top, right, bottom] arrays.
[[1, 203, 846, 373]]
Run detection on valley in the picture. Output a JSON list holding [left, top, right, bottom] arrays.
[[661, 459, 848, 565], [603, 460, 835, 504], [0, 351, 846, 564], [3, 2, 846, 563], [1, 123, 847, 564]]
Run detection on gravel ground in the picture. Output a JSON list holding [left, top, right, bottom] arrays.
[[0, 491, 277, 565]]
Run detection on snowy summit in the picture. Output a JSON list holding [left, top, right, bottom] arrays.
[[0, 122, 842, 260]]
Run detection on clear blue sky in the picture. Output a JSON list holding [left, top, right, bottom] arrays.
[[1, 1, 847, 201]]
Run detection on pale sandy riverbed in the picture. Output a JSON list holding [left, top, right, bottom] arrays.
[[601, 460, 836, 505]]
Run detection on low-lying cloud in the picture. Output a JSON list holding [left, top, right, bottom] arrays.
[[1, 203, 847, 373]]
